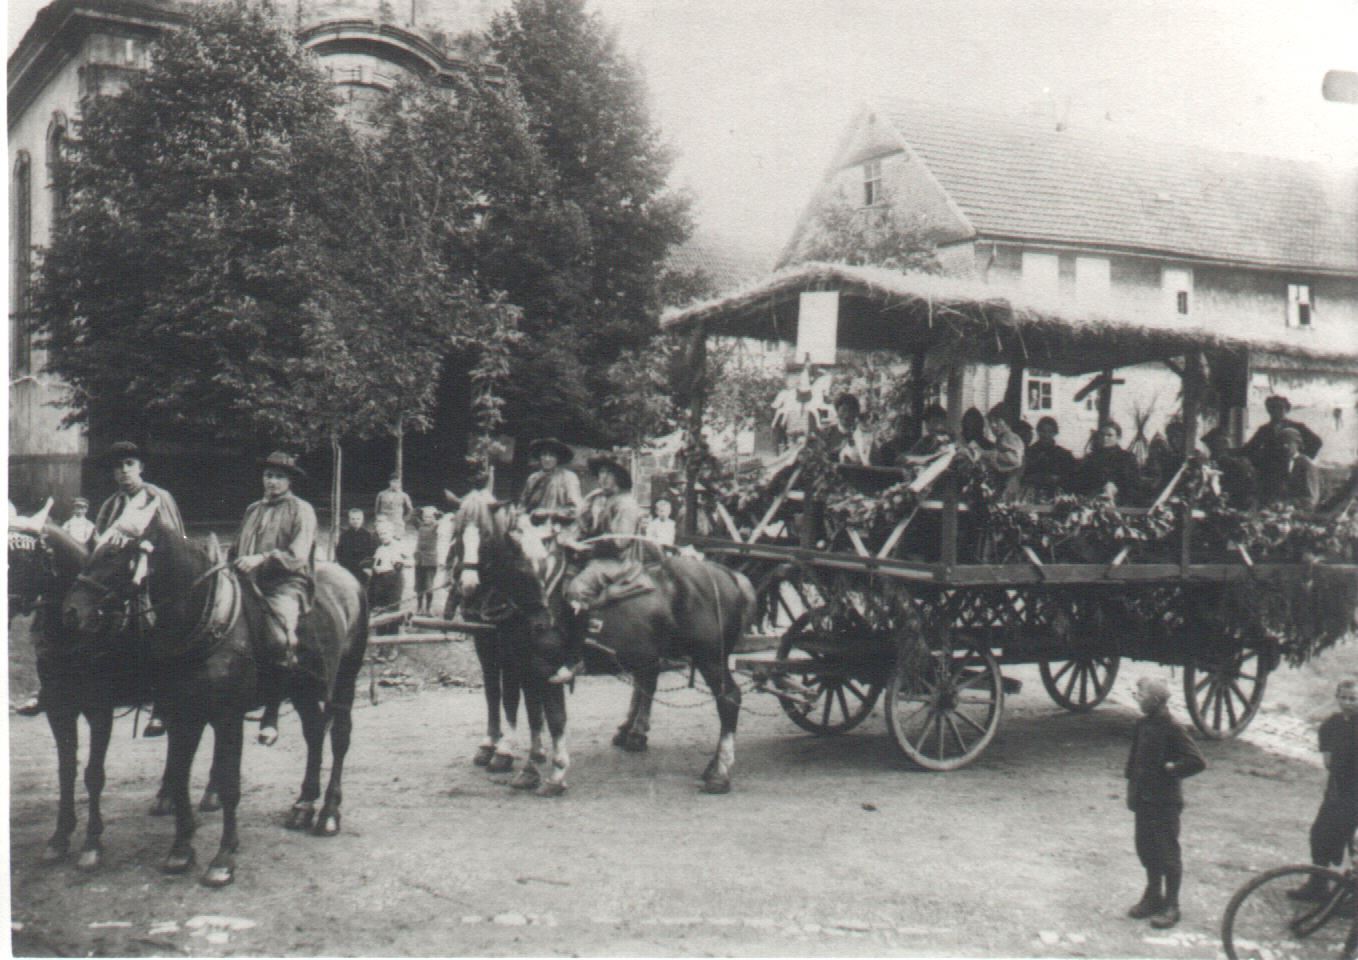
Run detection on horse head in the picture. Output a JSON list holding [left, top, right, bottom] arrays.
[[7, 499, 90, 621], [62, 495, 171, 638]]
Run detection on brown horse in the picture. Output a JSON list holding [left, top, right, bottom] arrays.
[[61, 498, 367, 886]]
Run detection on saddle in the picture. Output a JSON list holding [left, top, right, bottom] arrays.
[[592, 567, 657, 609]]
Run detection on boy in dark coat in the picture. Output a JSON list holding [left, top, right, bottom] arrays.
[[1289, 678, 1358, 901], [1125, 676, 1207, 929]]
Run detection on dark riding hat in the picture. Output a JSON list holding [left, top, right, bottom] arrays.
[[258, 451, 307, 480], [97, 440, 148, 465], [833, 392, 861, 414], [529, 437, 574, 464], [587, 455, 632, 491]]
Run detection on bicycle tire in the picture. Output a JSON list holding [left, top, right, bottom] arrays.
[[1222, 864, 1354, 960]]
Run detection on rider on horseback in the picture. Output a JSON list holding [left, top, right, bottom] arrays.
[[232, 452, 316, 671], [522, 438, 582, 517], [553, 455, 645, 684]]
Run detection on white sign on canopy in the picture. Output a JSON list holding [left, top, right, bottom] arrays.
[[795, 291, 839, 367]]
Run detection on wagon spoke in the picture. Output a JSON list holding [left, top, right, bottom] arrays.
[[1062, 665, 1080, 702], [954, 708, 989, 735], [835, 686, 851, 723], [1049, 659, 1076, 685], [945, 714, 967, 754], [844, 680, 869, 702], [821, 691, 833, 728]]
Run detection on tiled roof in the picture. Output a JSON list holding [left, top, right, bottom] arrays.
[[666, 231, 774, 296], [873, 98, 1358, 275]]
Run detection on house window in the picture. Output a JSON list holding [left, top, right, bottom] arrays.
[[1163, 267, 1192, 317], [1021, 251, 1060, 297], [1026, 370, 1053, 411], [48, 113, 69, 218], [1287, 283, 1314, 327], [11, 150, 33, 376], [863, 159, 883, 206]]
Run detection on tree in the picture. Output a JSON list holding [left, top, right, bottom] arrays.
[[489, 0, 693, 442], [792, 187, 942, 273]]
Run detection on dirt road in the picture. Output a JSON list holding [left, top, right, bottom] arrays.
[[7, 658, 1332, 957]]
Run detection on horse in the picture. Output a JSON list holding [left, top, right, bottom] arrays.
[[447, 490, 555, 783], [454, 498, 756, 794], [8, 502, 234, 870], [61, 497, 367, 886]]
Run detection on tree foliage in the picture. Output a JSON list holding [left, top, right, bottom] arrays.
[[489, 0, 693, 442], [793, 187, 941, 274]]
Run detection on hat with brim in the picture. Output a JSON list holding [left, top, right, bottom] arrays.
[[1265, 395, 1292, 412], [97, 440, 148, 465], [587, 455, 632, 491], [257, 451, 307, 480], [529, 437, 574, 464]]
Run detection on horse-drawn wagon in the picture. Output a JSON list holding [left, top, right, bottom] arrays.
[[662, 263, 1358, 771]]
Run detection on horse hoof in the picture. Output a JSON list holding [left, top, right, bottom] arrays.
[[535, 781, 567, 798], [472, 745, 495, 767], [312, 811, 341, 837], [700, 759, 718, 781], [700, 778, 731, 795], [510, 768, 542, 791], [198, 789, 221, 813], [142, 717, 166, 738], [76, 846, 102, 871], [611, 728, 629, 748], [529, 748, 548, 765], [622, 734, 648, 753], [257, 725, 278, 747], [285, 803, 316, 832], [149, 795, 174, 817], [40, 840, 69, 864], [162, 848, 195, 875], [200, 862, 234, 888], [486, 753, 514, 774]]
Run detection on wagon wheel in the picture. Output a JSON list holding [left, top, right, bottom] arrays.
[[886, 633, 1004, 771], [1183, 648, 1270, 739], [774, 607, 883, 735], [746, 563, 824, 649], [1039, 655, 1120, 712], [1038, 596, 1120, 712]]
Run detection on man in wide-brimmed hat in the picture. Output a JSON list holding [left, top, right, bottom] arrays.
[[521, 437, 582, 517], [93, 440, 185, 544], [555, 455, 645, 683], [233, 452, 317, 671], [1242, 394, 1323, 503]]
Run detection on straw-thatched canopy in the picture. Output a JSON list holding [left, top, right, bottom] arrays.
[[662, 262, 1358, 377]]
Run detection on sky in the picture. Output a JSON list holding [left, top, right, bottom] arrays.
[[8, 0, 1358, 260]]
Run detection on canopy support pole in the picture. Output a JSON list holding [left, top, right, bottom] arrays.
[[941, 363, 965, 569], [1002, 344, 1026, 427], [683, 323, 708, 538], [1180, 349, 1205, 572]]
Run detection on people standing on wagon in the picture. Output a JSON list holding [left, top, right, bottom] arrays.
[[413, 506, 442, 616], [1288, 678, 1358, 901], [374, 472, 414, 535], [1022, 416, 1076, 500], [1242, 395, 1322, 503], [522, 437, 583, 516], [903, 404, 953, 462], [825, 393, 878, 465], [960, 407, 994, 452], [877, 412, 921, 467], [233, 452, 317, 672], [1276, 427, 1321, 510], [1200, 428, 1257, 510], [335, 507, 377, 585], [962, 403, 1025, 499], [1072, 421, 1144, 504], [555, 456, 645, 684], [61, 497, 96, 547], [646, 496, 677, 546], [1125, 676, 1207, 930]]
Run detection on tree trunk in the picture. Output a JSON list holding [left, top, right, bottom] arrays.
[[394, 417, 404, 481], [329, 434, 342, 561]]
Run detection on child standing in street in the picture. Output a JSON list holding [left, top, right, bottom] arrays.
[[414, 506, 442, 616], [369, 519, 411, 635], [1125, 676, 1207, 929], [1289, 678, 1358, 901]]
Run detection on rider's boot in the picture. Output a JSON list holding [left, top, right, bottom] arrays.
[[549, 606, 586, 685]]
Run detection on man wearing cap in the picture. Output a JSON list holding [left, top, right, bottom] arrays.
[[93, 441, 185, 543], [555, 455, 645, 683], [1278, 427, 1321, 510], [823, 393, 877, 466], [233, 452, 317, 669], [521, 438, 582, 517], [1242, 395, 1323, 503]]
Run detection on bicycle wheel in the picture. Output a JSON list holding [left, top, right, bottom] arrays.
[[1222, 864, 1354, 960]]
